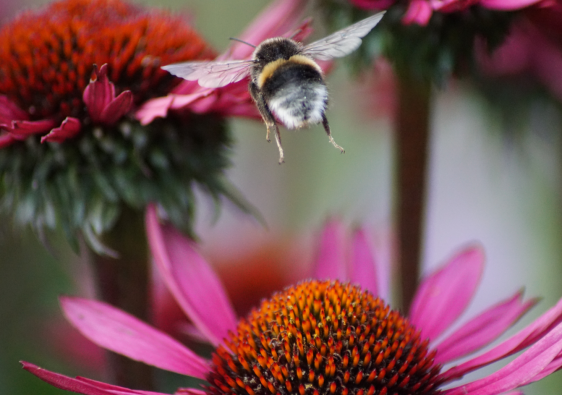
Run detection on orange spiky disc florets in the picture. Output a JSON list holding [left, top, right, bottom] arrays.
[[0, 0, 214, 122], [208, 280, 441, 395]]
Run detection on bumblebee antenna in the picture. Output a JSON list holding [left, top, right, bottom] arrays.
[[229, 37, 256, 48]]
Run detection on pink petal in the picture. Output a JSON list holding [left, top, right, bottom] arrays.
[[526, 353, 562, 383], [444, 323, 562, 395], [349, 0, 395, 10], [440, 296, 562, 382], [136, 96, 176, 125], [83, 64, 116, 123], [22, 362, 167, 395], [7, 119, 56, 139], [100, 90, 133, 125], [146, 205, 238, 346], [402, 0, 433, 25], [410, 246, 484, 341], [480, 0, 542, 10], [41, 117, 81, 143], [434, 290, 537, 364], [233, 0, 306, 60], [349, 228, 378, 296], [61, 296, 209, 379], [0, 95, 28, 123], [312, 219, 348, 282]]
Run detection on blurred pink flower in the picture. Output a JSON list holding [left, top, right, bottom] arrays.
[[22, 207, 562, 395], [350, 0, 549, 25], [477, 1, 562, 101], [136, 0, 310, 125]]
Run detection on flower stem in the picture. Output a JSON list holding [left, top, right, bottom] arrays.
[[86, 207, 154, 390], [394, 74, 431, 314]]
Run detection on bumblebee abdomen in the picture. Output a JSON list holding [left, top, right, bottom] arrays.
[[262, 62, 328, 129]]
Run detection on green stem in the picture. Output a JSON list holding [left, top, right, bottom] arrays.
[[394, 74, 431, 314], [86, 207, 154, 390]]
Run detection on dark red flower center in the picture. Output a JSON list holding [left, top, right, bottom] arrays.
[[0, 0, 214, 122], [207, 280, 441, 395]]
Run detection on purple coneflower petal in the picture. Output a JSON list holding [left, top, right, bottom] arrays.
[[444, 322, 562, 394], [22, 363, 168, 395], [410, 246, 484, 341], [402, 0, 433, 25], [41, 117, 81, 143], [349, 228, 378, 296], [434, 290, 537, 364], [83, 64, 115, 122], [0, 95, 28, 123], [7, 119, 57, 139], [146, 205, 237, 346], [99, 90, 133, 125], [61, 296, 209, 379], [83, 63, 132, 126], [440, 296, 562, 382], [312, 219, 347, 282], [480, 0, 543, 10]]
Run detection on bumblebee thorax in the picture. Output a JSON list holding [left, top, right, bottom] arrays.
[[252, 38, 301, 65]]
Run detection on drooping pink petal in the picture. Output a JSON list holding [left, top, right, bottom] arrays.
[[434, 290, 538, 364], [100, 90, 133, 125], [22, 362, 168, 395], [480, 0, 543, 10], [41, 117, 81, 143], [410, 246, 484, 341], [312, 219, 348, 282], [61, 296, 209, 379], [146, 205, 238, 346], [349, 228, 378, 296], [443, 322, 562, 395], [440, 295, 562, 382], [402, 0, 434, 25], [0, 95, 28, 123], [7, 119, 57, 139], [349, 0, 395, 10], [83, 64, 116, 124]]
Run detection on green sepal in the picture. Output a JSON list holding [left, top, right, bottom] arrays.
[[0, 113, 250, 256]]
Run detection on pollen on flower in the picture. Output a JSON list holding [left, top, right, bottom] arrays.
[[0, 0, 214, 122], [208, 280, 441, 395]]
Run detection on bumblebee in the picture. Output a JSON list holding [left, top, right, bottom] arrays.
[[163, 12, 385, 163]]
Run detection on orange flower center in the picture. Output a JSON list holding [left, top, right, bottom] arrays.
[[0, 0, 214, 122], [208, 280, 441, 395]]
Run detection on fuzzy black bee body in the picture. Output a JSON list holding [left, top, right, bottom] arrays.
[[162, 12, 385, 163], [246, 38, 337, 161]]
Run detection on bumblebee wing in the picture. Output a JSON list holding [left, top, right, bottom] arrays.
[[301, 11, 385, 61], [162, 59, 254, 88]]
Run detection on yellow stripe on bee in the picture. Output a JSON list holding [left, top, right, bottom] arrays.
[[257, 55, 323, 89]]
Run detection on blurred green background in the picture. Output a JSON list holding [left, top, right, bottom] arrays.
[[2, 0, 562, 394]]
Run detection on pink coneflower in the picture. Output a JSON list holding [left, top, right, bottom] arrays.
[[349, 0, 548, 25], [0, 0, 216, 147], [476, 1, 562, 102], [22, 208, 562, 394]]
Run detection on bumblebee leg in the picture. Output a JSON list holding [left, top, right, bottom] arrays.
[[322, 115, 345, 154], [249, 81, 276, 143], [273, 124, 284, 164]]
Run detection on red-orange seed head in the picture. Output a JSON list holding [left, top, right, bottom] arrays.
[[208, 280, 442, 395], [0, 0, 214, 122]]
